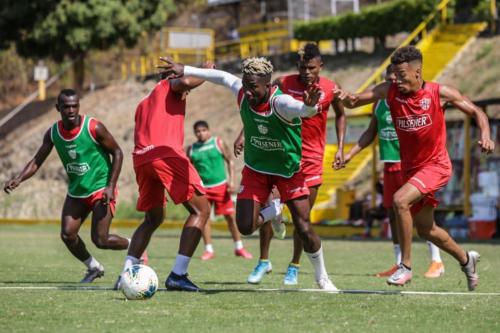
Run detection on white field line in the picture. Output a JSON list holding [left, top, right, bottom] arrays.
[[0, 285, 500, 296]]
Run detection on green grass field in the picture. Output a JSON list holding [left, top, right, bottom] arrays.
[[1, 224, 499, 333]]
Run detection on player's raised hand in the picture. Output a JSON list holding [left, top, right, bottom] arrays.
[[3, 177, 21, 194], [478, 137, 495, 154], [333, 88, 357, 108], [202, 61, 215, 69], [303, 84, 321, 107], [157, 57, 185, 79]]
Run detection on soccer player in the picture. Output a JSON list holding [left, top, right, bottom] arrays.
[[159, 56, 338, 290], [243, 43, 346, 285], [187, 120, 252, 260], [115, 68, 212, 292], [344, 64, 445, 279], [335, 46, 495, 290], [3, 89, 129, 283]]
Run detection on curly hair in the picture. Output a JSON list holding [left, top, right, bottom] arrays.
[[298, 43, 321, 62], [242, 57, 274, 77], [391, 46, 422, 65]]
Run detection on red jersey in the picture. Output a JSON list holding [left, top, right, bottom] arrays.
[[387, 82, 451, 171], [133, 80, 187, 167], [279, 74, 336, 161]]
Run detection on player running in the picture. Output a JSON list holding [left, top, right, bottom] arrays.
[[187, 120, 252, 260], [114, 67, 213, 292], [4, 89, 129, 283], [335, 46, 494, 290], [242, 43, 346, 285], [159, 56, 338, 290], [344, 64, 445, 279]]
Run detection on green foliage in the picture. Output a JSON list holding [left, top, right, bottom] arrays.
[[472, 0, 493, 21], [294, 0, 438, 43], [0, 0, 175, 60]]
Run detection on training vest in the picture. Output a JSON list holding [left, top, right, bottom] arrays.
[[374, 99, 400, 162], [240, 87, 302, 178], [190, 136, 227, 187], [51, 116, 112, 197]]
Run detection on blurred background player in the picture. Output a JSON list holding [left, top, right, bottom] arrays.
[[187, 120, 252, 260], [240, 43, 346, 285], [344, 64, 445, 279], [159, 56, 338, 290], [115, 65, 214, 292], [335, 46, 494, 290], [4, 89, 129, 283]]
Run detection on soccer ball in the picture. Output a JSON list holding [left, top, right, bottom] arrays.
[[121, 264, 158, 300]]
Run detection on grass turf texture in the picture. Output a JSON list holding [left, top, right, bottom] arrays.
[[1, 224, 499, 333]]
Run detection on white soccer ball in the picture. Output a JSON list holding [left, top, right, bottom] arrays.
[[121, 264, 158, 300]]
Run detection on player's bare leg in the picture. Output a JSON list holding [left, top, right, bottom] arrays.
[[376, 209, 401, 277], [248, 222, 273, 284], [236, 199, 266, 235], [61, 196, 103, 283], [286, 196, 336, 290], [201, 218, 215, 260], [225, 213, 252, 259], [166, 191, 210, 291], [90, 200, 129, 250]]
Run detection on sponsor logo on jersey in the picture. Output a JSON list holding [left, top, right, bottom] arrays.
[[380, 128, 399, 140], [420, 98, 431, 110], [250, 136, 284, 151], [257, 124, 268, 135], [196, 144, 216, 152], [396, 114, 432, 131], [134, 145, 155, 155], [66, 162, 90, 176], [385, 114, 393, 124]]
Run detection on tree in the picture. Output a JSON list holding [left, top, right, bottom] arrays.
[[0, 0, 175, 91]]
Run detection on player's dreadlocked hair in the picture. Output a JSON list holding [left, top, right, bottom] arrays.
[[391, 45, 422, 65], [298, 43, 321, 62], [242, 57, 274, 79]]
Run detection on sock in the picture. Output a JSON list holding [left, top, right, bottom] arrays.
[[427, 241, 442, 263], [289, 262, 300, 268], [172, 254, 191, 276], [402, 263, 412, 271], [205, 244, 214, 253], [305, 246, 328, 281], [234, 240, 243, 250], [393, 244, 402, 265], [83, 256, 101, 270], [260, 199, 281, 222], [122, 255, 139, 272], [126, 238, 131, 249], [461, 252, 470, 267]]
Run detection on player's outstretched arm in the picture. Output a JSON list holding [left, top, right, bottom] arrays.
[[273, 84, 321, 121], [220, 139, 236, 193], [334, 81, 390, 108], [440, 85, 495, 153], [95, 121, 123, 204], [332, 83, 347, 170], [3, 129, 53, 194], [344, 114, 378, 166], [233, 129, 244, 158], [157, 57, 242, 96], [170, 62, 216, 94]]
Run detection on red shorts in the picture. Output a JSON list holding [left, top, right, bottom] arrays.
[[205, 183, 235, 216], [301, 158, 323, 188], [134, 157, 205, 212], [404, 162, 451, 215], [79, 188, 117, 216], [383, 163, 404, 208], [237, 166, 310, 204]]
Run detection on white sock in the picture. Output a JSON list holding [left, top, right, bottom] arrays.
[[172, 254, 191, 276], [122, 255, 140, 272], [305, 246, 329, 281], [260, 199, 282, 222], [126, 238, 131, 249], [394, 244, 402, 265], [205, 244, 214, 253], [83, 256, 101, 270], [234, 240, 243, 250], [427, 241, 442, 263]]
